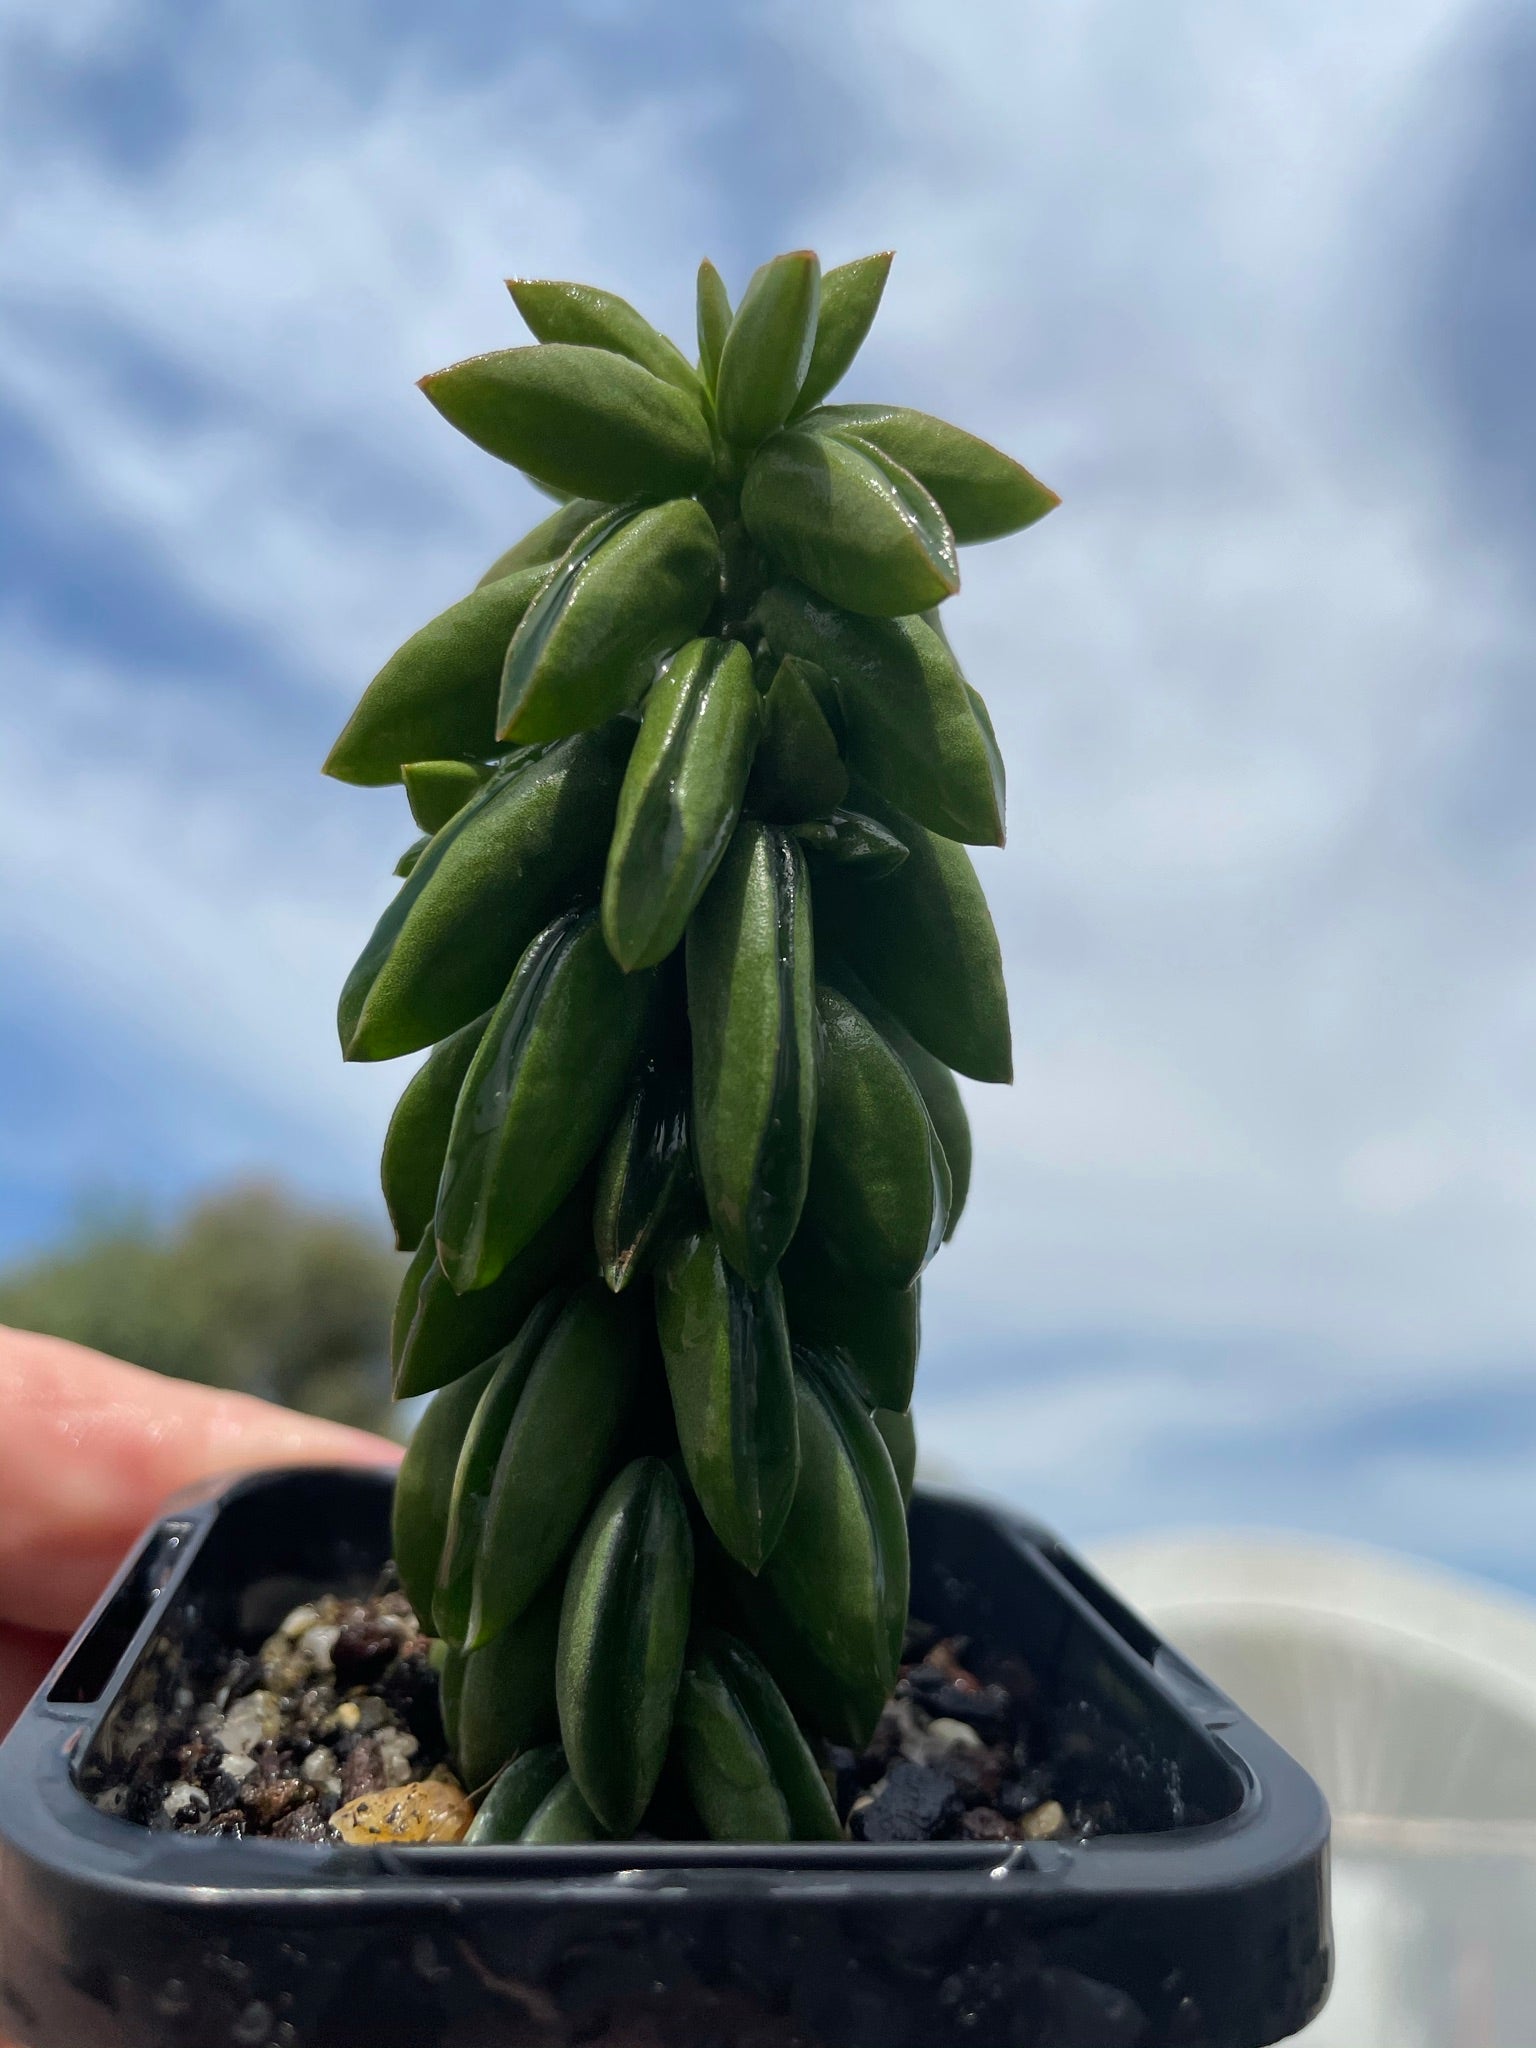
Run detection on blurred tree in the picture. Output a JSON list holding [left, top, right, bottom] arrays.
[[0, 1184, 401, 1433]]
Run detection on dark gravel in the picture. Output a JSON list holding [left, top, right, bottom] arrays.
[[83, 1590, 1183, 1846]]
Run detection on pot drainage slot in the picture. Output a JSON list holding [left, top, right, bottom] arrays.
[[47, 1520, 194, 1705]]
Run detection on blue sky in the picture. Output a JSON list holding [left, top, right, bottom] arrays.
[[3, 0, 1536, 1587]]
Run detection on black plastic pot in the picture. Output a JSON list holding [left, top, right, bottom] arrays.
[[0, 1467, 1330, 2048]]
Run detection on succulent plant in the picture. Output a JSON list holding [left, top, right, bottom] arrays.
[[329, 249, 1057, 1843]]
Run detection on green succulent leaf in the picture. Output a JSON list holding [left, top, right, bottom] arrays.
[[739, 1349, 909, 1746], [498, 501, 723, 745], [808, 402, 1060, 543], [842, 973, 973, 1241], [556, 1457, 694, 1834], [592, 1062, 692, 1293], [433, 1288, 569, 1645], [519, 1770, 610, 1843], [394, 835, 428, 880], [686, 822, 818, 1286], [389, 1184, 592, 1400], [436, 910, 657, 1293], [747, 655, 849, 821], [674, 1629, 843, 1842], [403, 760, 491, 835], [379, 1008, 489, 1251], [464, 1742, 568, 1843], [814, 786, 1012, 1083], [778, 1229, 920, 1415], [391, 1351, 501, 1624], [790, 251, 893, 417], [454, 1574, 563, 1790], [420, 344, 714, 502], [507, 278, 700, 395], [742, 429, 959, 618], [437, 1643, 466, 1752], [338, 726, 631, 1063], [466, 1281, 643, 1649], [803, 985, 951, 1288], [696, 258, 733, 392], [324, 564, 551, 787], [753, 582, 1002, 846], [601, 636, 760, 972], [714, 250, 821, 448], [654, 1229, 799, 1573]]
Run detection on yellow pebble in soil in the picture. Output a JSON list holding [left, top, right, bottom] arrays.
[[330, 1780, 473, 1844], [1019, 1799, 1066, 1841]]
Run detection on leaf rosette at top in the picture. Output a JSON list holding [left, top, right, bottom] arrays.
[[328, 244, 1058, 1845]]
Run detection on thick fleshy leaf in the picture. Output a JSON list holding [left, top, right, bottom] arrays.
[[809, 402, 1059, 543], [394, 835, 428, 880], [754, 582, 1003, 847], [402, 760, 490, 834], [696, 259, 732, 392], [391, 1352, 501, 1624], [432, 1289, 568, 1645], [686, 822, 818, 1285], [739, 1349, 909, 1745], [323, 565, 550, 787], [789, 251, 893, 417], [380, 1009, 489, 1250], [592, 1062, 692, 1293], [556, 1458, 694, 1834], [389, 1189, 591, 1400], [601, 637, 760, 970], [778, 1230, 919, 1415], [507, 278, 699, 395], [520, 1771, 609, 1843], [476, 499, 610, 587], [338, 726, 631, 1062], [463, 1743, 567, 1843], [742, 430, 958, 618], [820, 958, 973, 1242], [747, 656, 848, 821], [454, 1577, 563, 1789], [436, 911, 656, 1293], [420, 344, 714, 502], [714, 251, 821, 448], [654, 1230, 799, 1572], [467, 1282, 643, 1648], [498, 500, 722, 744], [813, 786, 1012, 1083], [674, 1630, 842, 1842], [803, 986, 951, 1287]]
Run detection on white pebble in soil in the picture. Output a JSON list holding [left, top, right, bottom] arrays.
[[218, 1690, 281, 1757], [919, 1717, 985, 1765], [375, 1728, 420, 1788], [300, 1746, 342, 1800], [161, 1782, 209, 1823], [279, 1603, 323, 1640], [297, 1624, 340, 1673]]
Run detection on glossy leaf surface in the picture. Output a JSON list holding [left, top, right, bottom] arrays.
[[686, 823, 817, 1285], [556, 1458, 694, 1834], [654, 1230, 799, 1572], [602, 637, 760, 971]]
